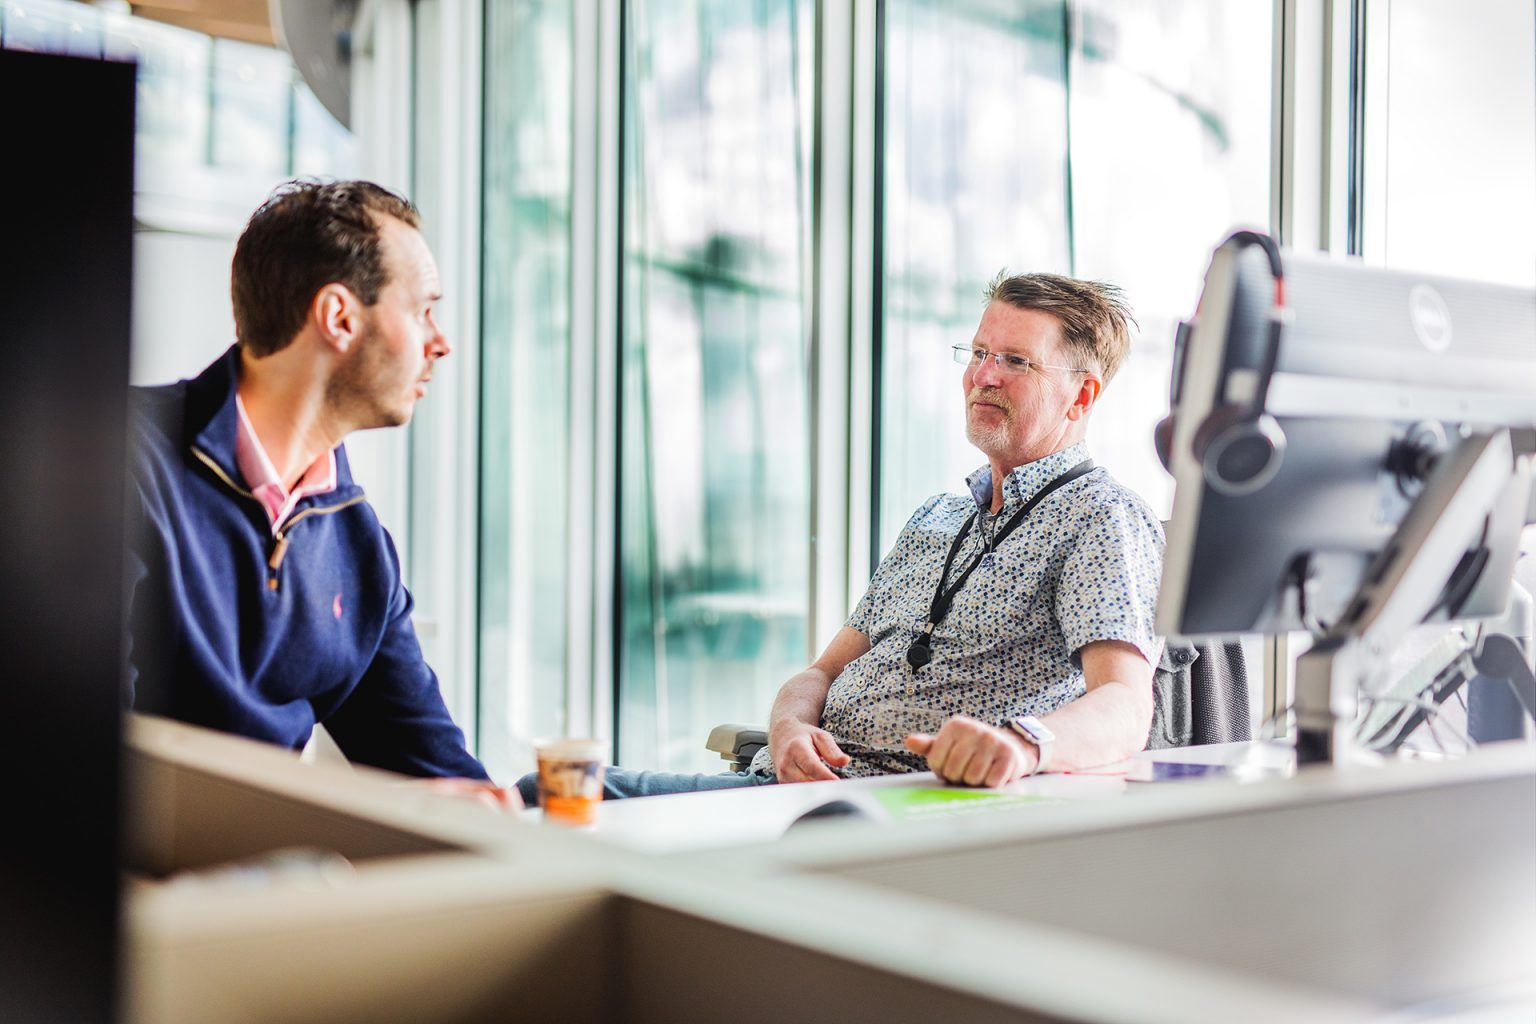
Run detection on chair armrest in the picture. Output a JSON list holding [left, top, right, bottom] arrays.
[[705, 724, 768, 772]]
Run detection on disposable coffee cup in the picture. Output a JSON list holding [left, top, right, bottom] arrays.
[[534, 739, 606, 826]]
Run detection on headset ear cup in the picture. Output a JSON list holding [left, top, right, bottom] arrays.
[[1194, 407, 1287, 496], [1154, 415, 1176, 471], [1190, 404, 1246, 463]]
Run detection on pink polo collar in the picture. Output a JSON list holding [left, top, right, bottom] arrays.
[[233, 394, 337, 535]]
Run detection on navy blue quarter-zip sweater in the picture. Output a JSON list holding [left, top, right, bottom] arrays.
[[124, 346, 488, 780]]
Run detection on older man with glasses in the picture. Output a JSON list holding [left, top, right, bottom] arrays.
[[518, 271, 1164, 803]]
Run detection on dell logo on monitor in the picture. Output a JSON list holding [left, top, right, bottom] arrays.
[[1409, 283, 1453, 352]]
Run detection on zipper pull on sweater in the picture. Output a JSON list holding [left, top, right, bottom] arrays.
[[268, 532, 290, 590]]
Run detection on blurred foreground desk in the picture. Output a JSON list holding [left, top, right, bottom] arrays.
[[125, 717, 1535, 1023]]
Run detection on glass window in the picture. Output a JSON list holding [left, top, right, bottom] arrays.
[[291, 81, 356, 178], [619, 0, 815, 771], [1, 0, 102, 56], [877, 0, 1072, 560], [479, 0, 575, 778], [104, 13, 212, 174], [210, 38, 292, 176], [1068, 0, 1274, 516], [1363, 0, 1535, 287]]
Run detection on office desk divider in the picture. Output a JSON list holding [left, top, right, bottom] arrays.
[[123, 716, 1096, 1023], [124, 716, 1535, 1023], [126, 716, 516, 874]]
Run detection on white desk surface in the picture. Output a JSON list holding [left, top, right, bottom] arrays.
[[538, 739, 1297, 853]]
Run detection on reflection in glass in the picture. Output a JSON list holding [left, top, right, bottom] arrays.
[[877, 0, 1071, 560], [620, 0, 813, 771], [479, 0, 574, 779]]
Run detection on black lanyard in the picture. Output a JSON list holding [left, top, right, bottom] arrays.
[[906, 460, 1094, 671]]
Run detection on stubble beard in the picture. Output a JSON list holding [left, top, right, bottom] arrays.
[[327, 328, 413, 431], [965, 390, 1015, 459]]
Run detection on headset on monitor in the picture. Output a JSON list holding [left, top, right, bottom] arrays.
[[1155, 230, 1289, 496]]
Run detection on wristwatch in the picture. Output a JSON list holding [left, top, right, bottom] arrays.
[[1004, 715, 1055, 774]]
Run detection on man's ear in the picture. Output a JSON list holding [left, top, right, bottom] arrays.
[[1066, 373, 1102, 421], [310, 283, 363, 354]]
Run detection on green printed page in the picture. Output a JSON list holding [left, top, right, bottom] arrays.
[[869, 787, 1062, 821]]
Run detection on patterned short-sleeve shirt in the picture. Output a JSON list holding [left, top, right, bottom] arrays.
[[756, 441, 1164, 778]]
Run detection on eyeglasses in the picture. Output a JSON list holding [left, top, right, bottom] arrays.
[[951, 345, 1089, 377]]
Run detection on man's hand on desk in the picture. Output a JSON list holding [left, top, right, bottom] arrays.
[[905, 715, 1037, 788], [420, 777, 523, 812], [769, 719, 853, 783]]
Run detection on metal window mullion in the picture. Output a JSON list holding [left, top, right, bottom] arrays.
[[1263, 0, 1360, 734], [1357, 0, 1390, 262], [1324, 0, 1355, 254], [571, 0, 624, 756], [1062, 1, 1078, 276], [438, 0, 484, 751], [568, 0, 608, 746], [567, 0, 599, 746], [1277, 0, 1356, 253], [808, 0, 855, 656], [1271, 0, 1290, 243], [1266, 0, 1298, 732], [845, 0, 879, 604]]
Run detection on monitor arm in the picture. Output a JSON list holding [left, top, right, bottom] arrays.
[[1294, 428, 1532, 765]]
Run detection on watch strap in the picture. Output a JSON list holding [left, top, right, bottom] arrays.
[[1005, 716, 1052, 774]]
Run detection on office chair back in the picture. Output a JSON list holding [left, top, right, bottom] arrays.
[[1148, 638, 1252, 749]]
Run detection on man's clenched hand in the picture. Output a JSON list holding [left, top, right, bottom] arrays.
[[905, 714, 1036, 787]]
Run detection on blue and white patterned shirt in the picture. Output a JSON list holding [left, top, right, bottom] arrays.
[[758, 441, 1164, 778]]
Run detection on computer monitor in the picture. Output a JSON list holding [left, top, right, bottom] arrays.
[[1157, 234, 1536, 641]]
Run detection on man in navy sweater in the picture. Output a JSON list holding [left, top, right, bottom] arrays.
[[126, 180, 513, 805]]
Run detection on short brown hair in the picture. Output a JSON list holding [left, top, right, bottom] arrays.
[[231, 180, 421, 357], [984, 271, 1137, 384]]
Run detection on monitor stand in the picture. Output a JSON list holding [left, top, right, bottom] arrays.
[[1294, 428, 1534, 766]]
